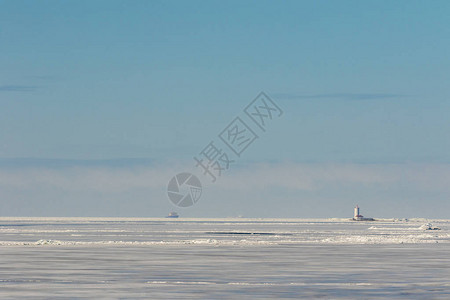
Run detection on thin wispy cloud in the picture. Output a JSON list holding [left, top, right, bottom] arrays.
[[26, 75, 55, 80], [273, 93, 406, 101], [1, 161, 449, 194], [0, 85, 38, 92]]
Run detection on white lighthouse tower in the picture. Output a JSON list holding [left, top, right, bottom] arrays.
[[354, 205, 360, 219], [352, 205, 374, 221]]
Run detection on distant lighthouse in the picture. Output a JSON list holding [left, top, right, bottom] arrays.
[[354, 205, 360, 219], [352, 205, 375, 221]]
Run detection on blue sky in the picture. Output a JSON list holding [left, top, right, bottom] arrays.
[[1, 1, 449, 217]]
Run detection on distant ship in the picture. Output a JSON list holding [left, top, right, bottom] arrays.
[[166, 212, 179, 218], [352, 205, 375, 221]]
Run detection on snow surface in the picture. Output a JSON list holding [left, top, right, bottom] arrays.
[[1, 218, 449, 298]]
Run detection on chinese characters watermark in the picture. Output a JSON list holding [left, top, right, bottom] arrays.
[[167, 92, 283, 208], [219, 117, 258, 157]]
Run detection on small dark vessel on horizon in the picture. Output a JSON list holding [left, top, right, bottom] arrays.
[[166, 212, 179, 218]]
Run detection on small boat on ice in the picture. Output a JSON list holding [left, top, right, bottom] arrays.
[[420, 223, 440, 230], [166, 212, 179, 218]]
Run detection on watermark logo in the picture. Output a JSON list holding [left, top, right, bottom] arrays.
[[167, 173, 202, 207], [167, 92, 283, 208]]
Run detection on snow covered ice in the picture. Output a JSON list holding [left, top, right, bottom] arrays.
[[1, 217, 449, 299]]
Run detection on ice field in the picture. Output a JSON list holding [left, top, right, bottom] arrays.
[[1, 217, 449, 299]]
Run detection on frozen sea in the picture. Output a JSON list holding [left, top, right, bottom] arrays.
[[1, 217, 449, 299]]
